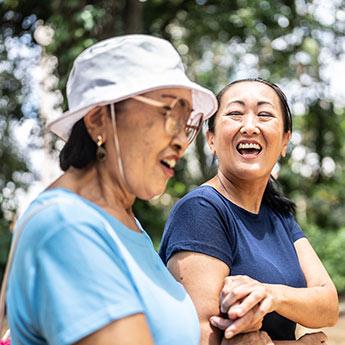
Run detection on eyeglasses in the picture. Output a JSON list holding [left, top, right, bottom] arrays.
[[132, 95, 203, 144]]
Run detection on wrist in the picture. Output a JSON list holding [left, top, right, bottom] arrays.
[[264, 283, 283, 313]]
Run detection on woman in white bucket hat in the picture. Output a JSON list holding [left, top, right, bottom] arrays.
[[1, 35, 218, 345]]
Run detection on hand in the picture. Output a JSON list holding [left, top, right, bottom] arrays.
[[220, 331, 274, 345], [220, 275, 274, 320], [212, 275, 274, 338], [210, 305, 263, 338], [297, 332, 328, 345]]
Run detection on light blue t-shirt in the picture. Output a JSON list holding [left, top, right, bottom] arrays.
[[7, 188, 200, 345]]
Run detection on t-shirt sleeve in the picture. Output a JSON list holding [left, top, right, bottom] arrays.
[[34, 220, 144, 345], [159, 194, 235, 268], [287, 214, 306, 242]]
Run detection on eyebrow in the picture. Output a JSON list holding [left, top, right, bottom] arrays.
[[226, 100, 245, 106], [226, 100, 274, 107], [258, 101, 274, 107]]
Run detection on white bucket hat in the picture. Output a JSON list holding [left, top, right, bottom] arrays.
[[47, 34, 218, 141]]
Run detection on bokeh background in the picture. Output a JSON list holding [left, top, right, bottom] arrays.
[[0, 0, 345, 325]]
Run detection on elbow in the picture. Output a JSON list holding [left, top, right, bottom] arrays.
[[324, 291, 340, 327], [324, 312, 339, 327], [326, 304, 339, 327]]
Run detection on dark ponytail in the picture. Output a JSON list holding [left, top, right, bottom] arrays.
[[59, 102, 127, 171], [59, 118, 97, 171], [209, 78, 296, 216], [263, 176, 296, 215]]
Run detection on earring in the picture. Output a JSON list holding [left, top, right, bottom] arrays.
[[96, 135, 107, 161]]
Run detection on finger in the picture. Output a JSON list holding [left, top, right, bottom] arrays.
[[222, 275, 253, 297], [243, 296, 273, 329], [222, 278, 243, 297], [258, 295, 273, 314], [221, 286, 254, 313], [224, 308, 257, 339], [209, 316, 232, 330], [227, 288, 267, 318], [225, 300, 241, 319]]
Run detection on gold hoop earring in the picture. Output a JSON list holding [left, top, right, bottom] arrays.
[[96, 135, 107, 161]]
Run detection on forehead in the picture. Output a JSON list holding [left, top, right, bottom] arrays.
[[221, 81, 280, 106], [143, 87, 192, 103]]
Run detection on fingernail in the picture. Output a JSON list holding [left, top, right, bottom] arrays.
[[209, 317, 216, 326], [225, 330, 234, 339]]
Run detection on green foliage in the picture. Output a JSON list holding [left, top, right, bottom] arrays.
[[0, 219, 11, 283]]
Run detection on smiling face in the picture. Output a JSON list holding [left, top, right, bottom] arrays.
[[207, 81, 291, 182], [104, 87, 193, 200]]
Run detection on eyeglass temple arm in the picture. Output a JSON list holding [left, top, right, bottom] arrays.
[[132, 95, 170, 109]]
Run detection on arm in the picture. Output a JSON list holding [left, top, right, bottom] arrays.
[[215, 240, 338, 334], [74, 313, 154, 345], [265, 238, 338, 328], [168, 252, 267, 345], [167, 252, 229, 345]]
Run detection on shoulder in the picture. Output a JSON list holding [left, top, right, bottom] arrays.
[[265, 204, 305, 242], [160, 186, 237, 267], [169, 185, 229, 217], [16, 189, 107, 252]]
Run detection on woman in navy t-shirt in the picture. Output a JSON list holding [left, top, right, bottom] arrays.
[[160, 79, 338, 345]]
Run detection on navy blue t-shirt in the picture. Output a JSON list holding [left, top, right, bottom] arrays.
[[159, 185, 307, 341]]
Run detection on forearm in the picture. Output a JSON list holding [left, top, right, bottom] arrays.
[[267, 283, 338, 327]]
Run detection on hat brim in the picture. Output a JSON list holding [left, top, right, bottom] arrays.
[[47, 82, 217, 141]]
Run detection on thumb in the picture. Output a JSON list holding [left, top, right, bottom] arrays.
[[210, 316, 232, 330]]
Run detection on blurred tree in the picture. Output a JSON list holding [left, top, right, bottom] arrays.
[[0, 1, 44, 280], [1, 0, 345, 290]]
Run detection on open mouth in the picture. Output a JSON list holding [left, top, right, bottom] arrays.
[[236, 142, 262, 156], [160, 158, 176, 169]]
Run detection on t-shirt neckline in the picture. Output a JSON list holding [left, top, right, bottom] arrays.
[[200, 185, 266, 219]]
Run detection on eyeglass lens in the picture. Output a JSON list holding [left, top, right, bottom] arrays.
[[166, 99, 203, 143]]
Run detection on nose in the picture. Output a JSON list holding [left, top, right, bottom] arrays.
[[240, 113, 260, 136], [171, 128, 189, 154]]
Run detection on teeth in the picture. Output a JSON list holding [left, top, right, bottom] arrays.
[[162, 159, 176, 168], [238, 142, 262, 150]]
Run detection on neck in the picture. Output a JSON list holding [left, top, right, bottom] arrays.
[[211, 169, 269, 214], [49, 164, 138, 230]]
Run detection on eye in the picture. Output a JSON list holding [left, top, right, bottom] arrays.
[[225, 111, 243, 116], [258, 112, 274, 118]]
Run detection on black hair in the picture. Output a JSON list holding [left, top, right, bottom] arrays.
[[208, 78, 296, 215], [59, 103, 123, 171], [59, 117, 98, 171]]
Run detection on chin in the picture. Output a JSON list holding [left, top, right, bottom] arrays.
[[138, 183, 167, 201], [233, 166, 270, 180]]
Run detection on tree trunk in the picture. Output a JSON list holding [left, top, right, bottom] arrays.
[[124, 0, 143, 34]]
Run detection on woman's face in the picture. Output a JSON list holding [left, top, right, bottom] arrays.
[[207, 81, 291, 182], [106, 87, 193, 200]]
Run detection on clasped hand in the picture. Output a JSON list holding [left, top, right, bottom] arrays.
[[210, 275, 275, 339]]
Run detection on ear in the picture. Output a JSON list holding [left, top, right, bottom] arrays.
[[206, 130, 216, 155], [83, 106, 109, 142], [281, 130, 291, 158]]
